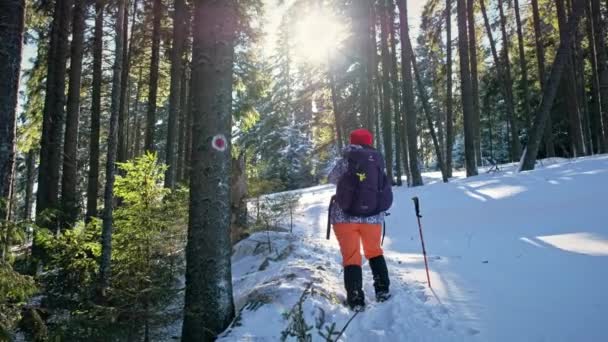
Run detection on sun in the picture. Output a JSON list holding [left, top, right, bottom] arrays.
[[293, 10, 346, 65]]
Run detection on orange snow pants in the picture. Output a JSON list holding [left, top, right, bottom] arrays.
[[333, 223, 383, 266]]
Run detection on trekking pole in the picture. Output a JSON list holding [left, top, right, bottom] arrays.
[[412, 197, 432, 288]]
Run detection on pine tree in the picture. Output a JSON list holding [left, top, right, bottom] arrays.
[[379, 0, 394, 181], [531, 0, 556, 156], [99, 0, 126, 299], [389, 0, 403, 186], [445, 0, 454, 177], [590, 0, 608, 151], [37, 0, 73, 228], [457, 0, 477, 176], [497, 0, 522, 161], [0, 0, 25, 219], [144, 0, 162, 153], [520, 0, 586, 171], [513, 0, 532, 134], [181, 0, 237, 339], [398, 0, 423, 186], [86, 0, 105, 222], [61, 0, 87, 228], [466, 0, 481, 165], [165, 0, 187, 189], [556, 0, 585, 156]]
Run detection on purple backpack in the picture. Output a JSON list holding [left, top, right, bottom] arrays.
[[336, 148, 393, 217]]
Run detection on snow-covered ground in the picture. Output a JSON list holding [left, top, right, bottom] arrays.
[[177, 155, 608, 341]]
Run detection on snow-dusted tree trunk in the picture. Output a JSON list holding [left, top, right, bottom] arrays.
[[181, 0, 237, 340]]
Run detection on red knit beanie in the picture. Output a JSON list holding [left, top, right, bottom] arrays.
[[349, 128, 373, 146]]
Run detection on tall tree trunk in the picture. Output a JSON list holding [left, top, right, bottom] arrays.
[[379, 0, 394, 182], [0, 0, 24, 220], [574, 19, 592, 153], [520, 0, 585, 171], [181, 0, 237, 340], [498, 0, 522, 161], [366, 0, 378, 132], [457, 0, 478, 176], [556, 0, 586, 156], [23, 150, 36, 220], [118, 0, 136, 163], [531, 0, 556, 156], [86, 0, 105, 223], [446, 0, 454, 177], [389, 0, 403, 186], [36, 0, 73, 228], [144, 0, 162, 153], [514, 0, 533, 134], [132, 66, 144, 158], [591, 0, 608, 151], [587, 0, 605, 153], [356, 0, 372, 129], [397, 0, 423, 186], [408, 39, 449, 182], [184, 73, 193, 183], [98, 0, 126, 299], [165, 0, 187, 189], [61, 0, 87, 229], [177, 64, 189, 183], [467, 0, 481, 165], [329, 69, 344, 151]]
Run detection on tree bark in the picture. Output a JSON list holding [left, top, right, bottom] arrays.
[[514, 0, 532, 134], [61, 0, 87, 229], [498, 0, 522, 161], [86, 0, 105, 223], [144, 0, 162, 153], [380, 0, 394, 182], [556, 0, 586, 156], [0, 0, 25, 220], [520, 0, 585, 171], [389, 0, 403, 186], [177, 64, 189, 183], [181, 0, 237, 340], [591, 0, 608, 151], [36, 0, 73, 228], [397, 0, 423, 186], [446, 0, 454, 177], [366, 0, 378, 132], [457, 0, 478, 176], [165, 0, 187, 189], [329, 69, 344, 152], [587, 0, 605, 153], [467, 0, 481, 165], [118, 0, 136, 163], [23, 150, 36, 220], [98, 0, 126, 299], [531, 0, 556, 156]]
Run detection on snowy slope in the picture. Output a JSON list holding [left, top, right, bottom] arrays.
[[181, 155, 608, 341]]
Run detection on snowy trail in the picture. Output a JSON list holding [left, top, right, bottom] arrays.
[[211, 155, 608, 341]]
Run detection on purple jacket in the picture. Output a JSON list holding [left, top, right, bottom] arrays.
[[328, 145, 385, 225]]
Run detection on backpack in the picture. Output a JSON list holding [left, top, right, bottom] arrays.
[[335, 147, 393, 217]]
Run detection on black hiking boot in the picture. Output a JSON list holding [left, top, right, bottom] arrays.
[[344, 265, 365, 311], [369, 255, 391, 302]]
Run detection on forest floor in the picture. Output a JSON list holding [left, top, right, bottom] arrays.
[[167, 155, 608, 341]]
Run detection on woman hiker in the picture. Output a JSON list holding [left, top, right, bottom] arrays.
[[328, 128, 393, 311]]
